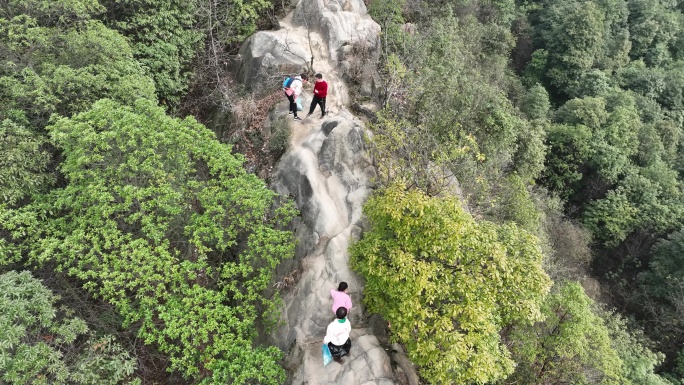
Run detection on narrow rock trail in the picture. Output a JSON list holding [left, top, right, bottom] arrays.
[[256, 2, 406, 385], [236, 0, 418, 381]]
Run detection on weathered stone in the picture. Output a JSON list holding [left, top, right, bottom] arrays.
[[237, 32, 308, 88], [291, 0, 380, 65], [321, 120, 339, 136], [238, 0, 420, 384]]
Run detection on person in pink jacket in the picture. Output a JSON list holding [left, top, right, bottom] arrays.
[[330, 282, 352, 314]]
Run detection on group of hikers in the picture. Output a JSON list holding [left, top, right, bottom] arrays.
[[282, 75, 351, 363], [324, 282, 353, 363], [282, 73, 328, 121]]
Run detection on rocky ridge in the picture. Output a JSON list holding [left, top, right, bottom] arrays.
[[236, 0, 418, 383]]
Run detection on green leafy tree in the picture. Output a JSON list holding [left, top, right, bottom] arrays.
[[583, 186, 639, 247], [627, 0, 681, 66], [617, 60, 666, 100], [660, 61, 684, 112], [512, 119, 547, 182], [604, 311, 674, 385], [350, 183, 551, 385], [638, 231, 684, 358], [530, 0, 630, 99], [99, 0, 203, 106], [539, 1, 608, 95], [367, 110, 481, 196], [0, 270, 138, 385], [367, 0, 407, 55], [489, 173, 541, 233], [0, 120, 53, 206], [542, 122, 593, 199], [0, 99, 296, 384], [583, 164, 682, 248], [663, 349, 684, 384], [521, 83, 551, 121], [0, 16, 155, 130], [505, 282, 625, 385], [1, 0, 104, 25], [543, 94, 642, 204], [395, 13, 537, 209]]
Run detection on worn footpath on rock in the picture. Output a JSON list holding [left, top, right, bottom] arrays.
[[236, 0, 419, 383]]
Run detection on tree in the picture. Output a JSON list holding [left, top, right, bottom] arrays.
[[0, 270, 138, 385], [638, 230, 684, 358], [350, 183, 551, 385], [627, 0, 680, 66], [604, 311, 673, 385], [529, 0, 631, 99], [367, 110, 481, 196], [0, 15, 155, 131], [504, 282, 669, 385], [541, 122, 593, 199], [1, 0, 104, 26], [0, 99, 296, 384], [539, 1, 608, 95], [0, 120, 53, 206], [488, 173, 541, 233], [99, 0, 203, 106], [520, 83, 551, 121], [543, 93, 643, 204], [583, 165, 682, 248]]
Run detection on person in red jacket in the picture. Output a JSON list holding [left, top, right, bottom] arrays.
[[306, 73, 328, 118]]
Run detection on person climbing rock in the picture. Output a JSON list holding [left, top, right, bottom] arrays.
[[330, 281, 352, 315], [284, 73, 308, 120], [324, 307, 352, 363], [306, 73, 328, 119]]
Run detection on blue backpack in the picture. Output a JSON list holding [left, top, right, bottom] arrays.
[[283, 77, 295, 89]]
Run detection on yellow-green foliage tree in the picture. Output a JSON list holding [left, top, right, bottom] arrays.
[[505, 282, 625, 384], [350, 184, 551, 384], [504, 281, 674, 384]]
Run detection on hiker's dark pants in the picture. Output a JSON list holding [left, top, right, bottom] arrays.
[[309, 95, 326, 116], [328, 338, 351, 358], [285, 91, 297, 116]]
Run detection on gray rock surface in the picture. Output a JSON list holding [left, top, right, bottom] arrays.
[[236, 0, 380, 95], [271, 112, 395, 384], [235, 0, 417, 382], [291, 0, 380, 63]]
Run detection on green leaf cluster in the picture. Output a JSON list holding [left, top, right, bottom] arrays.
[[0, 14, 155, 130], [0, 120, 53, 206], [350, 183, 551, 384], [0, 270, 138, 385], [1, 99, 296, 384], [505, 281, 674, 385], [99, 0, 203, 106]]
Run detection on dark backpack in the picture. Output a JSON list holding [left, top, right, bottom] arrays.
[[283, 77, 296, 89]]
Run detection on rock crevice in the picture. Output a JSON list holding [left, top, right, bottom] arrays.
[[236, 0, 417, 382]]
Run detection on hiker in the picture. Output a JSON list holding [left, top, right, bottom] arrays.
[[306, 73, 328, 119], [324, 307, 352, 363], [283, 73, 308, 121], [330, 282, 352, 315]]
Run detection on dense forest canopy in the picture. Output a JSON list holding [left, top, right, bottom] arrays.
[[363, 0, 684, 383], [2, 0, 684, 383]]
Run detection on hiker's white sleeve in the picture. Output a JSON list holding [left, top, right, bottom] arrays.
[[293, 80, 303, 97]]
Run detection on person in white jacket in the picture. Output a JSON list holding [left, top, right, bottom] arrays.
[[284, 73, 308, 121], [324, 307, 352, 363]]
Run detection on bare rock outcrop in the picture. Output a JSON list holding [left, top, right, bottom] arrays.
[[237, 0, 380, 95], [272, 112, 399, 385], [235, 0, 417, 383]]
